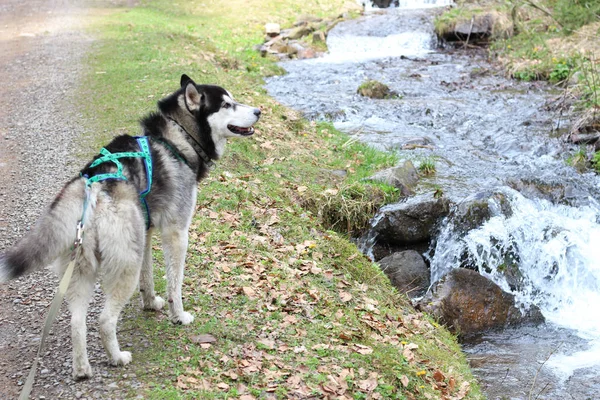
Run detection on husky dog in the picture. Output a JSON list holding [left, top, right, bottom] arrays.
[[0, 74, 260, 379]]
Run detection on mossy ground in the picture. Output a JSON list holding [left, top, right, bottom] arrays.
[[80, 0, 482, 398]]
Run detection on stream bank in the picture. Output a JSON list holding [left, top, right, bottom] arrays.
[[265, 1, 600, 399]]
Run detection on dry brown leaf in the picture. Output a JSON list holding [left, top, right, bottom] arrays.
[[258, 338, 275, 350], [401, 374, 409, 387], [242, 286, 257, 299], [433, 369, 445, 382], [455, 381, 470, 399], [353, 344, 373, 355], [339, 291, 352, 303], [189, 334, 217, 344], [260, 141, 275, 150]]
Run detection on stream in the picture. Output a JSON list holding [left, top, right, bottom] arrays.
[[264, 1, 600, 399]]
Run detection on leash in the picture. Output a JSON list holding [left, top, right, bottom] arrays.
[[19, 188, 90, 400]]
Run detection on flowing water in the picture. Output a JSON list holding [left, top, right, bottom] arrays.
[[265, 1, 600, 398]]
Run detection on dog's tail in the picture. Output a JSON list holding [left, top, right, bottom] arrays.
[[0, 178, 91, 283]]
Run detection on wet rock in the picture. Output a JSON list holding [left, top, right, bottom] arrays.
[[312, 31, 327, 44], [438, 12, 513, 43], [451, 190, 512, 234], [420, 268, 544, 336], [569, 108, 600, 140], [295, 15, 323, 26], [507, 178, 574, 205], [357, 80, 393, 99], [366, 160, 418, 196], [371, 0, 400, 8], [286, 25, 314, 40], [265, 23, 280, 37], [400, 136, 434, 149], [379, 250, 429, 298], [297, 47, 317, 60], [569, 132, 600, 145], [371, 193, 451, 245]]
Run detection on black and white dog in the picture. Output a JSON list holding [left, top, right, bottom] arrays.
[[0, 74, 260, 379]]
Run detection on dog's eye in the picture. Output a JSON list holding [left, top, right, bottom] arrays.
[[223, 103, 231, 109]]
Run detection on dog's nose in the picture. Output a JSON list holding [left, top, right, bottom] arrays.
[[254, 108, 261, 117]]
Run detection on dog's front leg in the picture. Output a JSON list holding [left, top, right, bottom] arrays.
[[139, 228, 166, 311], [162, 228, 194, 324]]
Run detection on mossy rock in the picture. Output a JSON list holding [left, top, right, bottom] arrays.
[[357, 80, 394, 99]]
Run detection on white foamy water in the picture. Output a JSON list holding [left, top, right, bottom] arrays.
[[429, 187, 600, 377]]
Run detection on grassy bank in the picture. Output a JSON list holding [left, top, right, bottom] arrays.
[[83, 0, 481, 398]]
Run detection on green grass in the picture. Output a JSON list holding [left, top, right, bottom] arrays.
[[81, 0, 483, 398]]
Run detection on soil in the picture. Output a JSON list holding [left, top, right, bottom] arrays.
[[0, 1, 143, 398]]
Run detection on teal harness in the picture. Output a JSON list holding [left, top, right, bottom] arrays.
[[81, 136, 153, 229]]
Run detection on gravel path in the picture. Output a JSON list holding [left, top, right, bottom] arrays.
[[0, 1, 143, 398]]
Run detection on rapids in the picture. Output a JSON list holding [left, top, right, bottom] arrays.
[[265, 1, 600, 398]]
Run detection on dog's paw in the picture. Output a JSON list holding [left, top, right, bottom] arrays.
[[171, 311, 194, 325], [72, 363, 93, 380], [111, 351, 132, 366], [143, 295, 166, 311]]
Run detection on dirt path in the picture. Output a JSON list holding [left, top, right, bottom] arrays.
[[0, 1, 142, 398]]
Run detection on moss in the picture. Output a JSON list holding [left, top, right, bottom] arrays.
[[357, 79, 394, 99]]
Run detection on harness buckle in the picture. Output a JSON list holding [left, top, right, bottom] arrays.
[[74, 221, 85, 248]]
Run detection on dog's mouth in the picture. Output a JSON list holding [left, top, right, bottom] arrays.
[[227, 124, 255, 136]]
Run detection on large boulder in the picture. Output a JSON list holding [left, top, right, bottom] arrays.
[[420, 268, 544, 337], [450, 190, 512, 235], [371, 0, 399, 8], [367, 160, 419, 196], [379, 250, 430, 298], [437, 11, 513, 43], [371, 193, 451, 245]]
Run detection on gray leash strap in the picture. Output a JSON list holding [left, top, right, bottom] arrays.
[[19, 223, 84, 400]]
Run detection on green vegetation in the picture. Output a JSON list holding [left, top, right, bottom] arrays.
[[357, 79, 394, 99], [81, 0, 482, 398], [418, 157, 437, 176]]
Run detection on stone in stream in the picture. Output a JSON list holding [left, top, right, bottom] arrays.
[[419, 268, 544, 336], [450, 190, 512, 234], [370, 0, 400, 8], [378, 250, 429, 298], [371, 193, 451, 245], [366, 160, 419, 196]]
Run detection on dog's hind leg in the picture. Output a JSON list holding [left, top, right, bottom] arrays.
[[96, 195, 145, 366], [139, 228, 166, 311], [99, 257, 141, 366], [64, 256, 96, 380], [161, 228, 194, 325]]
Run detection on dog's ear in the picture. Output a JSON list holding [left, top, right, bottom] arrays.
[[183, 81, 203, 112], [180, 74, 194, 88]]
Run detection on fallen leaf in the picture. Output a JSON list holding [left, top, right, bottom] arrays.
[[339, 291, 353, 303], [190, 334, 217, 344], [242, 286, 257, 298], [258, 338, 275, 350], [455, 381, 470, 399], [433, 369, 445, 382], [297, 185, 308, 193], [401, 375, 409, 387], [217, 382, 229, 390], [353, 344, 373, 355]]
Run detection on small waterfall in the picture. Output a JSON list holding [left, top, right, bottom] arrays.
[[429, 187, 600, 376]]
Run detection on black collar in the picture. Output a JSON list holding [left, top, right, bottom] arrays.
[[167, 117, 215, 169]]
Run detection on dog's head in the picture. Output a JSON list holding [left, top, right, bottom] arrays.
[[179, 74, 261, 141]]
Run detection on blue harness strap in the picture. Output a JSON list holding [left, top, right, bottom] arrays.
[[81, 136, 153, 229]]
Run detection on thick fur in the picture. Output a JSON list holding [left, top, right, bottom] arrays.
[[0, 74, 260, 379]]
